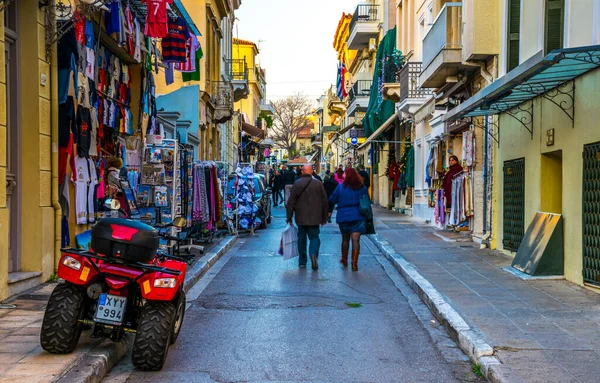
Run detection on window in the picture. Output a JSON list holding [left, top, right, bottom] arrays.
[[545, 0, 564, 54], [507, 0, 521, 71]]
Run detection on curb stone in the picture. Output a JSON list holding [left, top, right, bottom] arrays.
[[369, 234, 506, 383], [57, 235, 237, 383]]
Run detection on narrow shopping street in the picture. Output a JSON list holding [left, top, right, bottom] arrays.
[[103, 207, 480, 383]]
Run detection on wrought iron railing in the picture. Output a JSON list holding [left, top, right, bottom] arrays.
[[210, 81, 233, 109], [226, 58, 248, 82], [422, 3, 462, 69], [349, 4, 380, 32], [349, 80, 373, 103], [399, 62, 432, 101]]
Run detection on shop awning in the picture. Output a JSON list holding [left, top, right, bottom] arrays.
[[357, 112, 397, 150], [443, 46, 600, 126], [242, 122, 265, 139]]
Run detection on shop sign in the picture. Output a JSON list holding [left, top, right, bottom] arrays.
[[147, 135, 163, 145], [346, 137, 366, 144]]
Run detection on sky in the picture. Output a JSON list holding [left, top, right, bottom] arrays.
[[235, 0, 355, 105]]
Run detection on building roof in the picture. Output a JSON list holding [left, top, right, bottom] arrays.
[[233, 38, 258, 50], [297, 122, 314, 138]]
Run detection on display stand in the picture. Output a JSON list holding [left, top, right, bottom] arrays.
[[136, 139, 179, 238], [215, 161, 235, 235], [234, 163, 256, 236]]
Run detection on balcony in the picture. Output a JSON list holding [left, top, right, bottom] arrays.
[[348, 4, 380, 50], [347, 80, 372, 117], [260, 102, 274, 115], [210, 81, 234, 123], [226, 58, 249, 102], [398, 62, 433, 112], [419, 3, 474, 89]]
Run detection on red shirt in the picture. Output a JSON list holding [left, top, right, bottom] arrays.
[[143, 0, 174, 38]]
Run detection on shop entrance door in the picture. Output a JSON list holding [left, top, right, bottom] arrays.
[[5, 3, 20, 273], [503, 158, 525, 252], [582, 142, 600, 286]]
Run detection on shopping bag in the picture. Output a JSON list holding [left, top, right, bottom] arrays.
[[281, 225, 299, 260]]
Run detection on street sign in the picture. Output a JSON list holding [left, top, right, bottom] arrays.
[[350, 129, 358, 138], [350, 137, 358, 145]]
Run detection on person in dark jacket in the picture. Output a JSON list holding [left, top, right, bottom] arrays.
[[328, 167, 368, 271], [323, 171, 338, 223], [286, 165, 329, 270], [272, 169, 283, 206], [312, 171, 322, 181], [282, 166, 296, 186], [358, 165, 370, 190]]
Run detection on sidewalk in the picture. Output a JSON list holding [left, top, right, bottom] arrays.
[[372, 207, 600, 383], [0, 235, 236, 383]]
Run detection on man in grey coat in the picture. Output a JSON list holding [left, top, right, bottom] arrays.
[[286, 165, 329, 270]]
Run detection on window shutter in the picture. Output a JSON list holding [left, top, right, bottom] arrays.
[[507, 0, 521, 72], [545, 0, 564, 53]]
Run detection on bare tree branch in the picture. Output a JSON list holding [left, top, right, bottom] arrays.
[[269, 93, 313, 155]]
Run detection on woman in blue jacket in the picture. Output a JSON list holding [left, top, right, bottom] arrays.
[[328, 168, 368, 271]]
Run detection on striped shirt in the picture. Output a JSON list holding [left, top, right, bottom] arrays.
[[162, 17, 189, 63]]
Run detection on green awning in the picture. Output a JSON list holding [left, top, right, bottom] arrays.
[[363, 27, 397, 138], [444, 46, 600, 125]]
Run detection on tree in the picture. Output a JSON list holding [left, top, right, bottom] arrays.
[[270, 94, 313, 156]]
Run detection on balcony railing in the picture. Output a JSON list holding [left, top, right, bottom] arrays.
[[226, 58, 248, 82], [349, 4, 380, 33], [422, 3, 462, 69], [349, 80, 373, 102], [210, 81, 233, 109], [399, 62, 432, 101]]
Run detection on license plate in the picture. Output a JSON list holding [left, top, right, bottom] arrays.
[[95, 294, 127, 325]]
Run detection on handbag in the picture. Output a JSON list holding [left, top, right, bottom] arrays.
[[366, 218, 376, 235], [359, 190, 373, 219]]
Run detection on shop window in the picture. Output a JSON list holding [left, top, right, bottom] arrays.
[[544, 0, 564, 54], [507, 0, 521, 72]]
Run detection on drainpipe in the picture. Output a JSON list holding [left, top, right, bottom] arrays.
[[50, 0, 62, 270]]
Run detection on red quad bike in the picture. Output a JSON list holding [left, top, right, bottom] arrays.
[[40, 202, 192, 371]]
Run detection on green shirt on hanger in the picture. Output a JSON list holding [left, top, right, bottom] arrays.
[[182, 45, 203, 82]]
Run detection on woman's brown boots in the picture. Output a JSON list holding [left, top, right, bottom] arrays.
[[340, 249, 348, 267], [351, 250, 359, 271]]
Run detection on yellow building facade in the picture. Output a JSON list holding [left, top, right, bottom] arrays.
[[0, 1, 58, 300]]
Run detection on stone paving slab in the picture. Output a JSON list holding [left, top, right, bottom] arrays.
[[372, 206, 600, 383], [0, 234, 236, 383]]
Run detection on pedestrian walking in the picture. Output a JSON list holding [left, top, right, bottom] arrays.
[[323, 171, 338, 223], [334, 167, 344, 184], [328, 167, 368, 271], [312, 171, 322, 181], [272, 169, 283, 206], [358, 164, 370, 190], [282, 166, 296, 205], [286, 164, 329, 270]]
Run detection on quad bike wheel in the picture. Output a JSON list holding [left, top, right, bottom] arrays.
[[132, 301, 175, 371], [40, 283, 86, 354], [170, 293, 186, 344]]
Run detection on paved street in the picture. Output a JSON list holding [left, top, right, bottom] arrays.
[[104, 207, 479, 383]]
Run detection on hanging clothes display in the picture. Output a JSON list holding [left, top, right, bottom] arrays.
[[191, 162, 224, 236], [234, 164, 258, 230], [56, 1, 197, 248]]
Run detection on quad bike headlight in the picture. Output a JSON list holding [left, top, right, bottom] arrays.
[[153, 278, 177, 288], [62, 255, 82, 271]]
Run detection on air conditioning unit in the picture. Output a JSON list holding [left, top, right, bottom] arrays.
[[368, 38, 377, 53]]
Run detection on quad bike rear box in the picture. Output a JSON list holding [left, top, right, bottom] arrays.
[[91, 218, 160, 263]]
